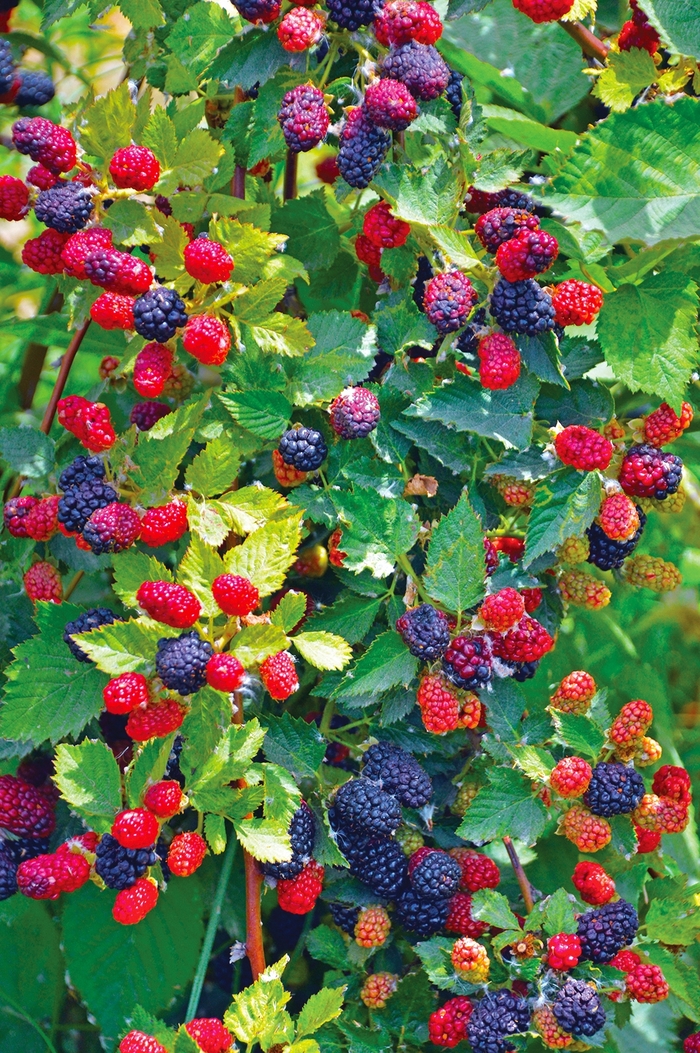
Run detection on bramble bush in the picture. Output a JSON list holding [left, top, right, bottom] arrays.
[[0, 0, 699, 1050]]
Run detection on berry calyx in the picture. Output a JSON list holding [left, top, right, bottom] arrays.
[[168, 832, 207, 877]]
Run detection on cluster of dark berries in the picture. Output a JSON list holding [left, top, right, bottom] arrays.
[[0, 41, 55, 107]]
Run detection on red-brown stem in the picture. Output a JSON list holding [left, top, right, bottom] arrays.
[[18, 289, 63, 410], [40, 318, 92, 436], [558, 19, 609, 61], [232, 690, 267, 981], [283, 149, 298, 202], [503, 836, 535, 914], [231, 88, 247, 200]]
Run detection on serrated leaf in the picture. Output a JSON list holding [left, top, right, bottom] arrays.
[[218, 486, 288, 535], [185, 436, 241, 497], [592, 48, 656, 114], [392, 416, 473, 473], [335, 632, 418, 700], [270, 591, 307, 633], [272, 191, 340, 272], [81, 82, 134, 161], [75, 618, 171, 676], [167, 1, 235, 74], [131, 397, 208, 503], [158, 129, 224, 194], [234, 817, 292, 863], [293, 631, 352, 671], [119, 0, 163, 30], [524, 468, 601, 567], [424, 492, 485, 613], [112, 550, 173, 608], [177, 535, 225, 618], [126, 735, 176, 809], [286, 311, 377, 406], [218, 390, 291, 439], [305, 925, 348, 968], [54, 740, 122, 833], [550, 709, 606, 761], [187, 498, 230, 548], [374, 298, 436, 357], [262, 712, 326, 779], [297, 988, 345, 1039], [243, 314, 314, 358], [231, 624, 290, 667], [224, 957, 293, 1047], [331, 490, 420, 579], [526, 887, 578, 936], [150, 214, 189, 280], [204, 813, 227, 854], [456, 767, 547, 845], [0, 427, 54, 479], [103, 200, 161, 246], [645, 886, 700, 945], [310, 593, 381, 646], [209, 218, 283, 286], [471, 888, 521, 930], [224, 512, 303, 596], [642, 944, 700, 1021], [259, 762, 301, 827], [191, 719, 266, 793]]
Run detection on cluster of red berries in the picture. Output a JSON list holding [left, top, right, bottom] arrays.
[[120, 1017, 234, 1053]]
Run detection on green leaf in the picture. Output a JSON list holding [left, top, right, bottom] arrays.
[[231, 624, 290, 667], [296, 988, 345, 1039], [373, 157, 464, 227], [185, 436, 241, 497], [592, 49, 657, 114], [187, 498, 230, 548], [293, 632, 352, 671], [112, 550, 173, 609], [272, 191, 340, 272], [0, 427, 54, 479], [80, 82, 134, 161], [243, 314, 314, 358], [263, 712, 326, 779], [118, 0, 163, 30], [204, 813, 227, 854], [219, 391, 291, 439], [471, 888, 521, 930], [126, 735, 176, 808], [224, 512, 303, 596], [132, 397, 208, 503], [645, 886, 700, 945], [270, 591, 307, 633], [209, 219, 282, 286], [103, 200, 161, 246], [482, 103, 578, 153], [642, 944, 700, 1021], [75, 618, 169, 676], [375, 299, 435, 357], [0, 603, 106, 746], [211, 32, 288, 92], [641, 0, 700, 60], [235, 277, 290, 323], [178, 536, 225, 618], [391, 417, 472, 474], [310, 593, 382, 646], [484, 677, 528, 744], [190, 720, 266, 793], [158, 129, 224, 194], [286, 312, 377, 406], [526, 887, 578, 936], [150, 214, 189, 280], [424, 492, 485, 613], [597, 272, 699, 409], [331, 490, 420, 579], [456, 768, 547, 845], [335, 632, 418, 701], [179, 688, 232, 784], [167, 2, 235, 74], [305, 925, 349, 968], [224, 957, 293, 1048], [524, 468, 601, 567], [54, 741, 122, 833], [218, 486, 287, 535], [0, 899, 63, 1052], [550, 710, 606, 761], [234, 817, 292, 863]]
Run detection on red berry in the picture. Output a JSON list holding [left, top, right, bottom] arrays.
[[652, 764, 691, 805], [560, 805, 611, 852], [598, 493, 640, 541], [140, 500, 189, 547], [445, 892, 488, 938], [355, 233, 383, 269], [490, 535, 524, 562], [496, 228, 558, 281], [104, 672, 151, 714], [90, 291, 136, 331], [355, 905, 391, 947], [316, 155, 339, 183], [551, 280, 603, 327], [684, 1036, 700, 1053], [277, 6, 326, 50], [554, 425, 613, 472], [511, 0, 574, 21], [643, 401, 693, 447], [109, 146, 160, 191], [633, 792, 689, 834], [550, 757, 592, 798], [417, 672, 460, 733], [328, 528, 346, 568], [4, 496, 38, 537], [619, 443, 683, 500], [119, 1032, 168, 1053], [374, 0, 442, 45], [550, 670, 596, 714], [479, 587, 525, 632], [360, 972, 398, 1008], [490, 614, 554, 664], [619, 15, 659, 53], [206, 653, 245, 692], [451, 936, 490, 980], [478, 332, 521, 390], [126, 696, 186, 741], [475, 207, 539, 253], [27, 163, 60, 190], [168, 831, 207, 877], [21, 495, 59, 543], [610, 699, 653, 746], [212, 574, 259, 617], [364, 78, 419, 132], [12, 117, 77, 173], [609, 950, 642, 974], [277, 859, 324, 913], [62, 228, 113, 280], [450, 848, 500, 892], [184, 1019, 234, 1053], [23, 561, 62, 604], [17, 850, 90, 899], [182, 314, 231, 366], [522, 587, 542, 613], [112, 808, 159, 849], [363, 201, 410, 248], [546, 933, 582, 971], [424, 271, 478, 334], [113, 877, 159, 924], [0, 773, 56, 838], [0, 174, 29, 220], [260, 650, 299, 700], [133, 343, 174, 398], [272, 448, 308, 488], [626, 963, 669, 1003], [136, 581, 201, 629], [184, 236, 234, 284], [99, 355, 121, 379], [329, 386, 381, 439], [143, 780, 184, 818]]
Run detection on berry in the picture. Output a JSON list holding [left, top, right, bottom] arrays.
[[22, 228, 72, 274], [183, 235, 234, 284], [572, 861, 615, 905], [417, 672, 460, 733], [155, 631, 213, 695], [685, 1038, 700, 1053], [112, 808, 159, 850], [360, 972, 398, 1009], [0, 39, 14, 94], [552, 979, 605, 1038], [143, 780, 184, 818], [262, 803, 315, 880], [609, 949, 642, 974], [623, 553, 682, 591], [329, 386, 381, 439], [577, 899, 639, 963], [362, 741, 432, 807], [445, 69, 463, 121], [355, 905, 391, 947], [348, 835, 409, 898], [0, 175, 29, 221], [652, 764, 691, 805], [490, 615, 554, 663], [64, 607, 119, 662], [57, 480, 118, 534], [424, 271, 478, 334], [133, 343, 173, 398], [260, 651, 299, 700], [168, 831, 207, 877], [560, 805, 611, 852], [183, 313, 234, 364], [374, 0, 443, 45], [184, 1019, 234, 1053], [126, 697, 186, 741], [82, 502, 142, 554], [57, 395, 117, 452], [329, 902, 360, 934], [232, 0, 281, 22], [137, 581, 201, 629], [513, 0, 574, 20], [206, 653, 245, 693], [496, 228, 558, 281], [550, 757, 592, 798], [478, 332, 521, 390], [557, 535, 590, 564], [467, 989, 530, 1053], [450, 849, 500, 893], [479, 588, 525, 632], [475, 207, 539, 253], [62, 227, 113, 279], [12, 117, 76, 173], [100, 356, 120, 379], [428, 996, 473, 1048], [34, 182, 94, 233], [119, 1032, 168, 1053], [395, 888, 450, 936], [619, 14, 659, 53], [395, 824, 425, 855], [113, 877, 159, 924], [84, 248, 152, 295], [276, 859, 324, 914], [337, 106, 390, 188], [550, 671, 596, 715], [632, 792, 689, 834], [619, 443, 683, 500], [130, 402, 171, 431], [134, 286, 188, 342], [91, 291, 135, 330], [451, 936, 490, 981], [634, 823, 661, 852], [0, 774, 55, 838], [445, 892, 488, 938], [547, 933, 582, 971], [625, 962, 668, 1003], [278, 426, 327, 471], [363, 201, 410, 248], [364, 78, 419, 131], [212, 573, 260, 617], [326, 0, 374, 29], [109, 146, 160, 191], [491, 475, 534, 507], [27, 164, 59, 190], [396, 603, 451, 660], [140, 500, 189, 547], [24, 561, 62, 604], [4, 495, 39, 537], [316, 155, 339, 183], [531, 1005, 573, 1049], [334, 777, 402, 836], [466, 187, 535, 214], [410, 848, 461, 900], [381, 41, 450, 100], [490, 277, 556, 334], [586, 515, 645, 571], [15, 70, 55, 106], [555, 425, 613, 472], [583, 762, 644, 817], [17, 851, 90, 899], [443, 635, 492, 690], [630, 735, 662, 767], [278, 6, 325, 50], [559, 570, 611, 610], [598, 493, 640, 541], [552, 280, 603, 327], [18, 495, 58, 544], [451, 783, 479, 817], [643, 401, 692, 446], [94, 833, 158, 889], [278, 84, 329, 153], [610, 699, 653, 746]]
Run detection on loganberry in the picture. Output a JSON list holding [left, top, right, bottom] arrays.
[[212, 574, 259, 617], [643, 401, 693, 447], [572, 861, 616, 905], [417, 673, 460, 733], [137, 581, 201, 629], [363, 201, 410, 248], [547, 933, 582, 971], [113, 877, 159, 925], [477, 332, 521, 389], [109, 146, 160, 191], [337, 106, 390, 188], [277, 7, 326, 50], [119, 1033, 168, 1053], [143, 780, 184, 819], [619, 444, 683, 501], [374, 0, 443, 46], [381, 41, 450, 100], [133, 343, 173, 397], [428, 996, 473, 1048], [276, 859, 324, 913], [598, 493, 640, 541], [23, 561, 62, 604], [112, 808, 159, 850], [479, 587, 525, 632], [495, 228, 558, 281], [652, 764, 691, 805], [22, 229, 70, 275], [168, 832, 207, 877], [364, 78, 419, 131], [609, 698, 653, 746], [126, 697, 186, 741], [184, 236, 234, 284], [82, 502, 141, 554], [260, 651, 299, 700], [139, 500, 188, 546], [552, 280, 603, 327], [555, 425, 613, 471], [12, 116, 76, 172], [90, 292, 136, 330], [450, 848, 500, 892], [206, 653, 245, 692], [0, 175, 29, 220]]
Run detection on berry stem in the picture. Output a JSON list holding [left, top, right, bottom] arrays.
[[40, 318, 92, 437], [284, 149, 298, 202], [396, 553, 431, 604], [232, 87, 247, 199], [185, 831, 238, 1021], [503, 836, 535, 914], [63, 570, 84, 601], [558, 19, 609, 61]]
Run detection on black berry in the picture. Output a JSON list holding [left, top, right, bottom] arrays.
[[442, 635, 492, 690], [577, 899, 639, 964], [278, 427, 327, 472], [133, 286, 188, 342], [57, 479, 117, 533], [64, 607, 120, 662], [15, 71, 55, 107], [468, 990, 531, 1053], [395, 603, 451, 661], [552, 979, 606, 1038], [334, 778, 403, 838], [381, 42, 450, 101], [583, 762, 645, 817], [337, 107, 391, 190], [394, 887, 450, 937], [362, 741, 432, 808], [409, 849, 461, 900], [586, 513, 645, 571], [261, 802, 316, 880], [94, 832, 157, 890], [489, 277, 555, 335], [34, 182, 94, 233], [155, 631, 213, 695]]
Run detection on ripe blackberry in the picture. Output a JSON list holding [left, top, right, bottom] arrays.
[[396, 603, 450, 660], [496, 227, 558, 281], [261, 803, 315, 880], [445, 69, 463, 121], [57, 479, 117, 533], [381, 42, 450, 101], [278, 84, 329, 153], [3, 836, 52, 865], [133, 286, 188, 342], [577, 899, 639, 964], [409, 848, 461, 900], [476, 208, 540, 254], [490, 277, 555, 335], [34, 182, 94, 233], [619, 444, 683, 500], [278, 426, 327, 471], [63, 607, 120, 662], [58, 454, 105, 491], [337, 107, 391, 189], [362, 741, 432, 808], [12, 117, 76, 172], [94, 833, 157, 890], [395, 887, 450, 937], [586, 514, 645, 571], [511, 659, 540, 681], [329, 386, 380, 439], [130, 402, 170, 431], [467, 989, 530, 1053], [232, 0, 281, 22], [443, 635, 492, 690], [0, 846, 17, 901], [109, 146, 160, 192], [552, 280, 603, 327], [352, 835, 409, 898], [326, 0, 374, 30], [82, 502, 141, 554], [329, 901, 360, 934], [465, 186, 535, 214], [583, 762, 644, 817], [0, 39, 14, 95], [364, 79, 419, 131], [14, 71, 55, 107], [552, 979, 605, 1037], [155, 631, 213, 695], [424, 271, 477, 334], [334, 777, 402, 837]]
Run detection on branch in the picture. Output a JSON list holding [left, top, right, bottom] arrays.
[[185, 833, 239, 1020], [232, 690, 267, 981], [502, 836, 534, 914], [17, 288, 63, 410], [558, 19, 609, 62], [40, 318, 92, 436], [283, 149, 298, 202], [232, 86, 247, 200]]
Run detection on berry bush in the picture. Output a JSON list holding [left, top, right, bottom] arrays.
[[0, 0, 699, 1050]]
